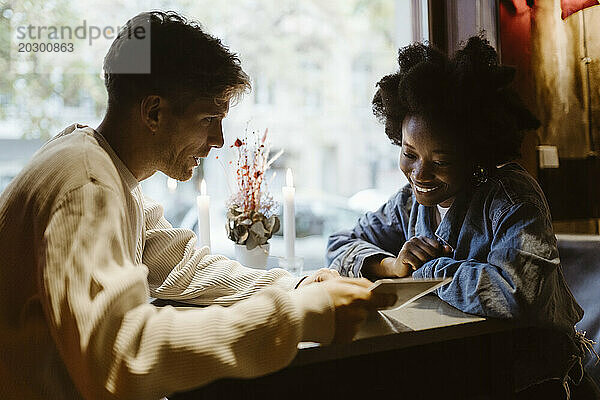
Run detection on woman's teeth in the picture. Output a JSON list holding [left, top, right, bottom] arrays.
[[415, 184, 440, 193]]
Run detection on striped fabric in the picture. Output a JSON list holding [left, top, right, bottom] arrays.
[[0, 125, 334, 400]]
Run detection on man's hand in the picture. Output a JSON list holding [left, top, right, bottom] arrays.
[[388, 236, 452, 277], [297, 268, 340, 288], [318, 278, 397, 343]]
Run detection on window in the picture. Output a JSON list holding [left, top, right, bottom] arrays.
[[1, 0, 424, 268]]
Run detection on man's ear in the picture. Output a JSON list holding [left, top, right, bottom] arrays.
[[140, 95, 162, 134]]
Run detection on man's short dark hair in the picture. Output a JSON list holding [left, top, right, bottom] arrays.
[[103, 11, 250, 113]]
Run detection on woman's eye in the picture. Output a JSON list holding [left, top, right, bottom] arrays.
[[434, 160, 450, 167], [403, 152, 417, 159]]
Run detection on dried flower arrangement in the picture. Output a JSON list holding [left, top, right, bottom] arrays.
[[225, 127, 283, 250]]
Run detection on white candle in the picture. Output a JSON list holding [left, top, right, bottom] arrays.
[[282, 168, 296, 261], [167, 177, 178, 193], [196, 179, 211, 250]]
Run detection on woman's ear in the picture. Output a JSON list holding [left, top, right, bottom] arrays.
[[140, 95, 161, 134]]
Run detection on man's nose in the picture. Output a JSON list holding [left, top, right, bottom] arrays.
[[211, 134, 224, 149], [210, 122, 224, 149]]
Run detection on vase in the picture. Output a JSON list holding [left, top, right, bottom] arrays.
[[234, 243, 270, 269]]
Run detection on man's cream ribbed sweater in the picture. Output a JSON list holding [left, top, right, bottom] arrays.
[[0, 125, 334, 400]]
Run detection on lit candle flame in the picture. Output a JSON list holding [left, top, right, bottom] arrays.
[[200, 179, 207, 196], [286, 168, 293, 188]]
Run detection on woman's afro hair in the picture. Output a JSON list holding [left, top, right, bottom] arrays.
[[372, 35, 540, 168]]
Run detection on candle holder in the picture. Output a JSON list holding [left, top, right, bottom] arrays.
[[277, 256, 304, 276], [225, 127, 282, 268]]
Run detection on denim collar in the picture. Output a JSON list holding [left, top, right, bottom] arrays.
[[434, 190, 470, 251], [409, 189, 471, 251]]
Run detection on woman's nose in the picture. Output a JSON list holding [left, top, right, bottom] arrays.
[[412, 161, 434, 181]]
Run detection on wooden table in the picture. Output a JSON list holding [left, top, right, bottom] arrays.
[[169, 294, 517, 400]]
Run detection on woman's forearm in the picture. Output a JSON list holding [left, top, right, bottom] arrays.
[[362, 255, 399, 280]]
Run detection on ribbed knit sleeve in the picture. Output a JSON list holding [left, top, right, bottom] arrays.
[[140, 194, 299, 305], [40, 182, 334, 400]]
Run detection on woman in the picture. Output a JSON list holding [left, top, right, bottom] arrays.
[[327, 36, 598, 398]]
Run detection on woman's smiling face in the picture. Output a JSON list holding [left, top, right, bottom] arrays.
[[398, 115, 467, 207]]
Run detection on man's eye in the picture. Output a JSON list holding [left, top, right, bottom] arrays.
[[200, 117, 214, 125], [434, 160, 450, 167], [403, 152, 417, 159]]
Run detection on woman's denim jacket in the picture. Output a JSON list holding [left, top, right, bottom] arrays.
[[327, 163, 587, 392]]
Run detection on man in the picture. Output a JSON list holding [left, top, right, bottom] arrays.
[[0, 11, 391, 400]]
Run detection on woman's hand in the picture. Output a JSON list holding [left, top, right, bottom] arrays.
[[378, 236, 452, 278], [396, 236, 452, 276], [400, 235, 451, 269]]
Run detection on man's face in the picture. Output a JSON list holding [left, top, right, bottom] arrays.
[[398, 115, 467, 207], [156, 98, 228, 181]]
